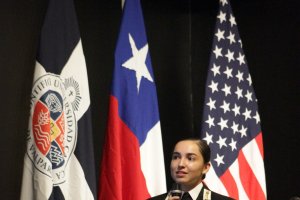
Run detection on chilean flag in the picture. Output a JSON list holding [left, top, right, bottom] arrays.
[[98, 0, 166, 199]]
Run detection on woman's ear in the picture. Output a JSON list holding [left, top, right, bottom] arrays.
[[203, 162, 211, 175]]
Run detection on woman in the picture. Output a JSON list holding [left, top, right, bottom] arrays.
[[149, 139, 234, 200]]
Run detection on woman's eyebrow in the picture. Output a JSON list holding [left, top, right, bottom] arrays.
[[186, 153, 198, 156], [172, 152, 198, 156]]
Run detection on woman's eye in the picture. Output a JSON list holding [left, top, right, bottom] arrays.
[[188, 156, 195, 161], [172, 155, 180, 160]]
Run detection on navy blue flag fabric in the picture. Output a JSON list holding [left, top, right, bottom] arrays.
[[20, 0, 96, 199], [201, 0, 266, 199]]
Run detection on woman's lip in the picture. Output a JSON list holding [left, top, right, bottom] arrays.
[[176, 173, 186, 178], [176, 171, 187, 175]]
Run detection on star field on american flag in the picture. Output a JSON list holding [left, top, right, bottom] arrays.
[[201, 0, 261, 177]]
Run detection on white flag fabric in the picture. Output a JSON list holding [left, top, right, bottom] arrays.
[[20, 0, 96, 199]]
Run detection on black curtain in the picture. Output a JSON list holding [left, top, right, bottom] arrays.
[[0, 0, 299, 199]]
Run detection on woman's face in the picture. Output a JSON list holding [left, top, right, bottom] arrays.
[[170, 140, 210, 191]]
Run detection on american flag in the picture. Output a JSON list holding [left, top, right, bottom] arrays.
[[201, 0, 267, 199]]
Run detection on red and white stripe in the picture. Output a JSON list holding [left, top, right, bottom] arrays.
[[205, 133, 267, 200]]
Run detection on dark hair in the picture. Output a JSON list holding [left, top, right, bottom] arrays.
[[194, 139, 211, 164], [178, 138, 211, 179]]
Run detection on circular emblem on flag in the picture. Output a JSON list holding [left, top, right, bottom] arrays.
[[27, 73, 78, 185]]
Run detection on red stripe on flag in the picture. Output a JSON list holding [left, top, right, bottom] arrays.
[[238, 151, 266, 200], [255, 132, 264, 159], [98, 95, 150, 200], [220, 169, 239, 200]]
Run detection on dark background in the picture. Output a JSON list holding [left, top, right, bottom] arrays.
[[0, 0, 299, 199]]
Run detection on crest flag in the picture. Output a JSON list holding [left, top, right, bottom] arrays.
[[20, 0, 96, 199]]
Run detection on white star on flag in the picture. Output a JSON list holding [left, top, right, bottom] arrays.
[[247, 74, 252, 86], [206, 98, 216, 111], [235, 70, 244, 82], [229, 138, 237, 151], [206, 115, 215, 128], [220, 0, 228, 6], [245, 90, 253, 102], [122, 33, 153, 93], [232, 104, 240, 116], [253, 111, 261, 124], [218, 117, 228, 130], [237, 53, 245, 65], [220, 100, 230, 114], [231, 121, 239, 134], [215, 29, 225, 41], [208, 80, 219, 93], [211, 64, 221, 76], [203, 132, 214, 145], [214, 154, 225, 166], [216, 136, 228, 149], [221, 83, 231, 96], [223, 66, 233, 79], [226, 31, 236, 44], [217, 11, 227, 23], [242, 108, 252, 121], [235, 86, 243, 99], [225, 49, 235, 63], [213, 46, 223, 58], [229, 14, 237, 27], [239, 125, 247, 138]]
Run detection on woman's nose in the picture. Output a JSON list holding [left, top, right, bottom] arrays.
[[178, 158, 185, 167]]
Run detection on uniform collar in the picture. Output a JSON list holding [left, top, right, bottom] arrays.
[[187, 182, 203, 200]]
